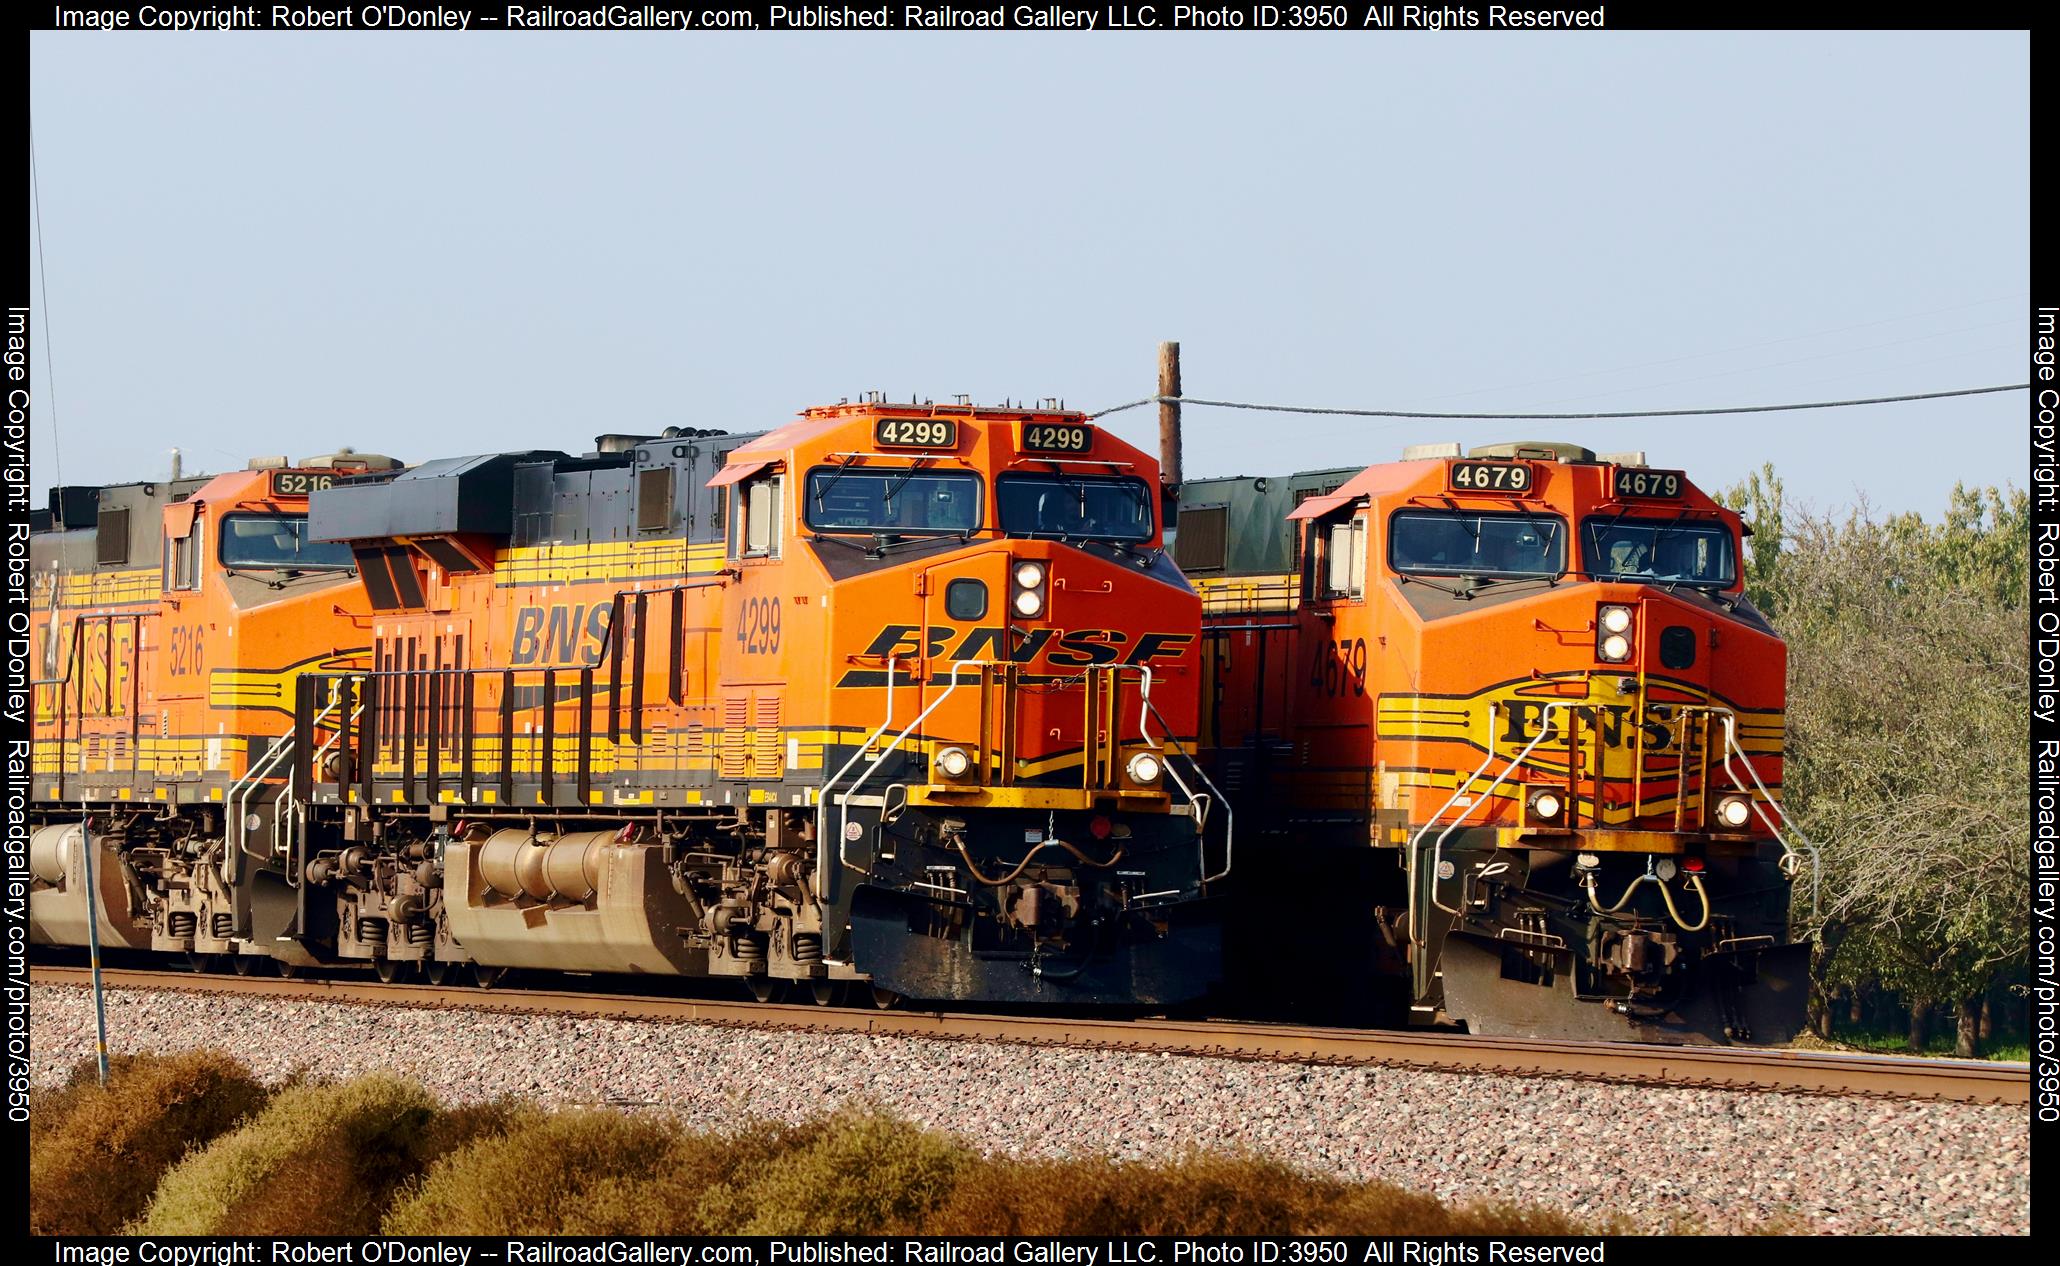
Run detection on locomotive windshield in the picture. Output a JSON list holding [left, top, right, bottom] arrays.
[[218, 514, 356, 570], [1389, 510, 1565, 580], [804, 467, 982, 535], [1581, 516, 1735, 587], [996, 474, 1154, 542]]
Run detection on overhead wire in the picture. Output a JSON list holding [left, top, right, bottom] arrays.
[[1086, 381, 2028, 423], [30, 123, 61, 489]]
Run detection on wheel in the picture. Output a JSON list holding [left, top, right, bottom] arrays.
[[374, 959, 409, 984], [471, 964, 509, 990], [185, 952, 223, 974], [231, 954, 260, 977], [274, 959, 300, 979], [869, 985, 904, 1011], [745, 977, 787, 1004], [808, 980, 844, 1007], [423, 960, 451, 986]]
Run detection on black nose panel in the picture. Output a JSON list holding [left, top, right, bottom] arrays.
[[1660, 624, 1697, 670]]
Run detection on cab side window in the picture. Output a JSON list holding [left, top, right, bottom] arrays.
[[1324, 516, 1366, 599], [165, 518, 203, 591], [733, 475, 783, 560]]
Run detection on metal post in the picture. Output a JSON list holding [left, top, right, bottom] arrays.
[[79, 814, 110, 1085], [1157, 341, 1182, 525]]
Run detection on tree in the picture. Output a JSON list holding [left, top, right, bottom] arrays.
[[1721, 473, 2027, 1056]]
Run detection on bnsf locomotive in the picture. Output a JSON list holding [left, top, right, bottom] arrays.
[[1176, 441, 1811, 1044], [29, 402, 1225, 1007]]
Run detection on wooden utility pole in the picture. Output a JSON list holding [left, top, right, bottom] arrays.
[[1157, 341, 1182, 523]]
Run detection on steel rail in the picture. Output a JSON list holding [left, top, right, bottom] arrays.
[[29, 966, 2025, 1106]]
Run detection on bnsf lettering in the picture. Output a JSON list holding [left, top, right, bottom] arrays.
[[1501, 699, 1673, 752], [855, 624, 1191, 668], [950, 627, 1057, 662], [1047, 629, 1127, 667], [510, 603, 612, 666]]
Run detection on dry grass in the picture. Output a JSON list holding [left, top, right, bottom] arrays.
[[35, 1064, 1610, 1236], [387, 1108, 962, 1235], [386, 1109, 687, 1235], [129, 1073, 454, 1234], [927, 1151, 1617, 1236], [703, 1109, 972, 1234], [29, 1051, 269, 1235]]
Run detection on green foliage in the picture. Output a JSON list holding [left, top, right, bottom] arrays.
[[1719, 470, 2028, 1054], [29, 1051, 269, 1235]]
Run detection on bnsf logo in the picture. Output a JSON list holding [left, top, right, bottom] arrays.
[[510, 603, 613, 667], [1500, 699, 1681, 753], [859, 624, 1193, 667]]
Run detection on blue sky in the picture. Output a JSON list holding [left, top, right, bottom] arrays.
[[28, 31, 2029, 517]]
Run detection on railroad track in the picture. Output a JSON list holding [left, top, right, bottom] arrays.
[[31, 965, 2027, 1106]]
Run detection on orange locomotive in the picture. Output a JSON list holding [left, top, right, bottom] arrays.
[[27, 452, 395, 971], [1178, 441, 1811, 1043], [291, 401, 1224, 1004]]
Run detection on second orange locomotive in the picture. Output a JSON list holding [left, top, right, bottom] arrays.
[[296, 401, 1224, 1004]]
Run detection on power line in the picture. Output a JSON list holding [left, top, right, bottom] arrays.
[[1086, 381, 2028, 423], [30, 124, 61, 490]]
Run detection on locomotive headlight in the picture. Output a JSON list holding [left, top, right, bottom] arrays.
[[1012, 560, 1048, 618], [934, 747, 973, 780], [1597, 604, 1635, 663], [1654, 858, 1678, 882], [1527, 789, 1564, 822], [1125, 751, 1163, 785], [1715, 794, 1754, 829]]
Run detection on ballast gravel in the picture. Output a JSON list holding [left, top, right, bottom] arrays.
[[29, 984, 2027, 1236]]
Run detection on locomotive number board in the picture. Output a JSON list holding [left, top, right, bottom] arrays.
[[270, 471, 337, 497], [1447, 460, 1535, 494], [1612, 468, 1686, 499], [1020, 421, 1094, 453], [874, 417, 959, 449]]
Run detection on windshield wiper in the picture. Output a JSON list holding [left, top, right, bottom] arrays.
[[222, 567, 286, 591], [1398, 573, 1475, 600], [811, 455, 864, 508], [879, 459, 930, 512]]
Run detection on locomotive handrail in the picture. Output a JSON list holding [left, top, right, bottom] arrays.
[[1720, 716, 1820, 917], [1121, 663, 1236, 886], [817, 656, 901, 901], [1409, 701, 1580, 931], [835, 659, 985, 877], [227, 688, 343, 888], [278, 694, 368, 888]]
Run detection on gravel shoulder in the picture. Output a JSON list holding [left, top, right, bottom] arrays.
[[29, 984, 2029, 1235]]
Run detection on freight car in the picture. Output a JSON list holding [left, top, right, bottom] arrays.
[[23, 401, 1225, 1006], [1174, 441, 1812, 1043]]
